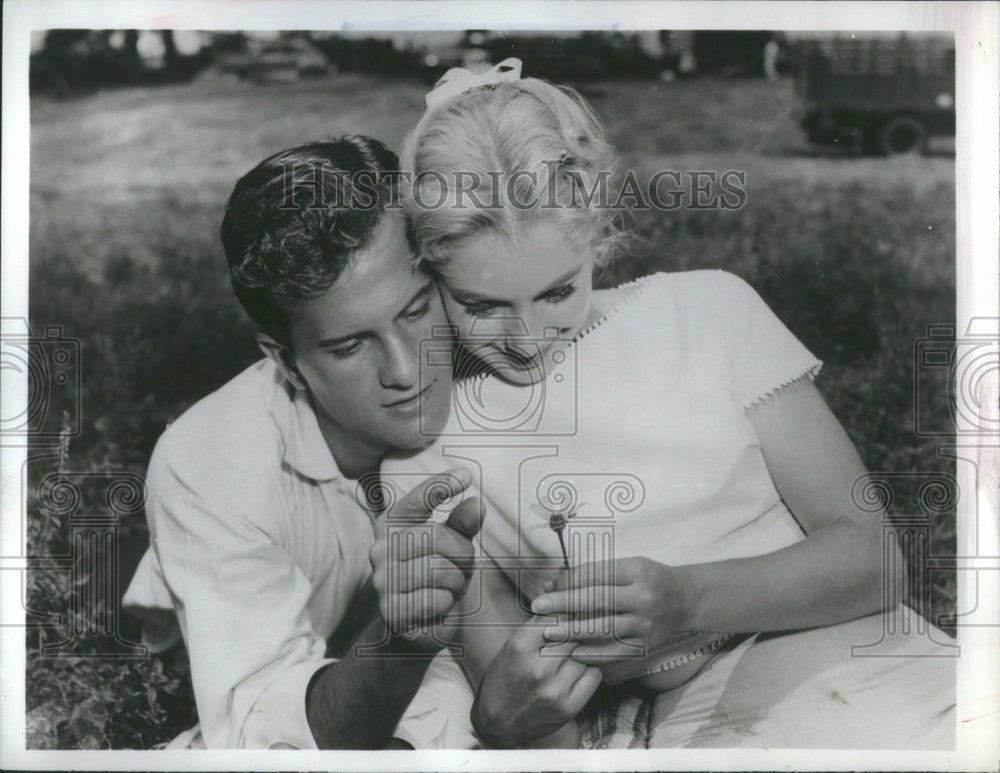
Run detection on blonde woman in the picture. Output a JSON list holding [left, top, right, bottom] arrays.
[[385, 60, 956, 750]]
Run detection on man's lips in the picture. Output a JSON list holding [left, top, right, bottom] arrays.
[[383, 382, 432, 409]]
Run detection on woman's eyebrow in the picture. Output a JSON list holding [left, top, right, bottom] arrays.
[[532, 265, 583, 300], [450, 265, 584, 304]]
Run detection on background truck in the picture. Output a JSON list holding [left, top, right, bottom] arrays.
[[795, 33, 955, 155]]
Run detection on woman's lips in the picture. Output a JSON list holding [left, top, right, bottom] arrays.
[[492, 343, 546, 372]]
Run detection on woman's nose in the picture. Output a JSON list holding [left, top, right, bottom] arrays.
[[501, 312, 536, 342]]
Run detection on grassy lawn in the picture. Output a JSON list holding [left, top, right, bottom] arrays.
[[26, 72, 956, 748]]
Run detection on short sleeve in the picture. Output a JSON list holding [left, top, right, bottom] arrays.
[[721, 273, 823, 410], [144, 430, 334, 749]]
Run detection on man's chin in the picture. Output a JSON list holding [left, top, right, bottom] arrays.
[[388, 402, 452, 448]]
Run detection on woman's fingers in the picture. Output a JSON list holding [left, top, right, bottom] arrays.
[[569, 639, 648, 664], [543, 560, 636, 593], [531, 585, 628, 617], [543, 614, 643, 643]]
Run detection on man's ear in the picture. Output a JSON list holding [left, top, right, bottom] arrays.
[[257, 332, 307, 391]]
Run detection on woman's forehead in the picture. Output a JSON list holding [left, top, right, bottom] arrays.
[[440, 222, 589, 292]]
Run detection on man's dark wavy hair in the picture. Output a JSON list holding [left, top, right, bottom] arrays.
[[220, 135, 401, 347]]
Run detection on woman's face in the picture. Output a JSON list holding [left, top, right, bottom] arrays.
[[436, 221, 595, 385]]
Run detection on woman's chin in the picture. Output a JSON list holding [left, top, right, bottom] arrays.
[[470, 348, 547, 385], [488, 359, 547, 386]]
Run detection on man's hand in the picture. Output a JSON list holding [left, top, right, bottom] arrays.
[[472, 621, 602, 748], [369, 469, 483, 651], [530, 557, 693, 664]]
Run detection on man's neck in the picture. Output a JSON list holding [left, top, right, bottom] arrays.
[[314, 408, 387, 481]]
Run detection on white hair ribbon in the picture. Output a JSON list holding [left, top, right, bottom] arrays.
[[424, 57, 523, 108]]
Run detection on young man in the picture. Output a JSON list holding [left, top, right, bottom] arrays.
[[123, 136, 481, 750]]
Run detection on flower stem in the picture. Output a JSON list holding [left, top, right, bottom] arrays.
[[555, 530, 569, 569]]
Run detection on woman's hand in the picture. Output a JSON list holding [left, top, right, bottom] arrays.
[[530, 557, 696, 665], [472, 619, 601, 748]]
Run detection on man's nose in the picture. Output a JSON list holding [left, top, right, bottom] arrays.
[[379, 334, 420, 389]]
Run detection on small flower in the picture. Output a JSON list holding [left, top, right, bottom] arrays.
[[530, 500, 584, 570]]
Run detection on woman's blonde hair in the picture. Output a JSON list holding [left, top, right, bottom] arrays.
[[400, 76, 628, 272]]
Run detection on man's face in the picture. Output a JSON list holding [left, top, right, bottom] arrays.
[[282, 214, 452, 471]]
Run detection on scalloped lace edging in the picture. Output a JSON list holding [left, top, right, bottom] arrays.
[[452, 272, 659, 387], [743, 362, 824, 411], [570, 272, 660, 348]]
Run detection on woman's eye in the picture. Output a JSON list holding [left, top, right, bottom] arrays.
[[329, 340, 362, 359], [542, 285, 577, 304], [460, 302, 500, 318]]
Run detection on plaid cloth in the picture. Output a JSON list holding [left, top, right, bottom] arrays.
[[578, 684, 652, 749]]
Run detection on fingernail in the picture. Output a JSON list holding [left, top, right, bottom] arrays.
[[544, 627, 566, 641], [542, 580, 554, 592], [452, 468, 472, 485], [532, 597, 552, 614]]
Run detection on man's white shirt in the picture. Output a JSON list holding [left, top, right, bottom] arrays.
[[123, 358, 474, 749]]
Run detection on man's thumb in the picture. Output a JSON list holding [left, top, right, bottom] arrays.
[[445, 496, 484, 540]]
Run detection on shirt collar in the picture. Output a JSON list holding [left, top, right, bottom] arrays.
[[269, 363, 344, 483]]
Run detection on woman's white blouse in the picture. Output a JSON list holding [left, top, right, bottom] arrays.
[[384, 269, 825, 740], [389, 270, 823, 597]]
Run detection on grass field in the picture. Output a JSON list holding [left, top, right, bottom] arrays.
[[25, 72, 956, 748]]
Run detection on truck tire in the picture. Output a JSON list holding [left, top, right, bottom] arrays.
[[878, 115, 928, 156]]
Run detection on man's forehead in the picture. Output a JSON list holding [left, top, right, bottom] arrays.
[[329, 216, 417, 297], [291, 216, 427, 339]]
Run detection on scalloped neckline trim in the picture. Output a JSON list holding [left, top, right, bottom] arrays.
[[568, 272, 658, 349], [452, 273, 659, 386]]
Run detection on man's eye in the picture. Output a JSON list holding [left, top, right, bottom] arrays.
[[329, 340, 362, 358], [404, 301, 431, 321], [542, 284, 577, 304]]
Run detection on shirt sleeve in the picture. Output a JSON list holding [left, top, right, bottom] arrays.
[[121, 547, 182, 654], [392, 650, 478, 749], [145, 429, 334, 749], [717, 272, 823, 410]]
